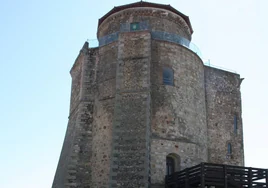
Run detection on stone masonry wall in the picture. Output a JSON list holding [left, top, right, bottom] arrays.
[[91, 42, 118, 188], [71, 46, 97, 187], [52, 111, 79, 188], [205, 66, 244, 166], [150, 40, 208, 187], [69, 52, 82, 115], [52, 45, 84, 188], [52, 43, 97, 188], [98, 7, 192, 41], [109, 31, 151, 188], [54, 4, 245, 188]]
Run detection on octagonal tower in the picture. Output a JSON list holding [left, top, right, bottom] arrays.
[[96, 2, 208, 187], [52, 2, 244, 188]]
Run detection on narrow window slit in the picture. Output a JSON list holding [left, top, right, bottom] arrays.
[[234, 115, 238, 134], [228, 143, 232, 154]]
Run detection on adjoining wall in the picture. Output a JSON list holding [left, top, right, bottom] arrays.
[[205, 66, 244, 166], [150, 40, 208, 187]]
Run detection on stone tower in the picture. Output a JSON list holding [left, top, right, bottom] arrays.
[[52, 2, 244, 188]]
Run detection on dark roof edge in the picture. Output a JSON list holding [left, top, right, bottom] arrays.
[[98, 1, 193, 34]]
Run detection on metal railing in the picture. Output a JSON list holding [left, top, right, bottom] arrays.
[[203, 59, 237, 73], [87, 22, 237, 74], [166, 163, 268, 188], [87, 30, 202, 57]]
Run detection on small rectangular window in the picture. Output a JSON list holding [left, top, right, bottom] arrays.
[[163, 67, 174, 86], [234, 115, 238, 134], [130, 22, 140, 31]]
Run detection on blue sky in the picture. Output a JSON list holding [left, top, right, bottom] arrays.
[[1, 0, 268, 187]]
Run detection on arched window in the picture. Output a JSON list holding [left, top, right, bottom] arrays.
[[166, 153, 180, 175], [166, 156, 175, 175]]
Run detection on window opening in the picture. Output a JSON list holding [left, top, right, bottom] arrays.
[[130, 22, 140, 31], [234, 115, 238, 134], [163, 67, 174, 86], [228, 143, 232, 154], [166, 156, 175, 175]]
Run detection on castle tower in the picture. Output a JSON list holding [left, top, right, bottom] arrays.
[[52, 2, 244, 188]]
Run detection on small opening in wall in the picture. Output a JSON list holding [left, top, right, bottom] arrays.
[[227, 143, 232, 154], [166, 153, 180, 175], [234, 115, 238, 135], [166, 156, 175, 175], [130, 22, 140, 31], [163, 67, 174, 86]]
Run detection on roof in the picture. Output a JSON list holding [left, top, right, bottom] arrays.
[[98, 1, 193, 34]]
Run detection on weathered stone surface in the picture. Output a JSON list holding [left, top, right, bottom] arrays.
[[150, 40, 208, 187], [53, 2, 244, 188], [205, 66, 244, 166], [53, 44, 97, 188], [98, 7, 192, 40], [108, 31, 151, 188]]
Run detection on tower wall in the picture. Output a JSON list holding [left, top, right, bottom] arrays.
[[108, 31, 152, 187], [53, 2, 244, 188], [91, 42, 117, 187], [98, 7, 192, 40], [205, 66, 244, 166], [150, 41, 208, 187], [52, 44, 97, 188]]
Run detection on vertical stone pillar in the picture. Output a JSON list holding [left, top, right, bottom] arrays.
[[109, 31, 151, 188]]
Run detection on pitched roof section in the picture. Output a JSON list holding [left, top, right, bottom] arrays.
[[98, 1, 193, 34]]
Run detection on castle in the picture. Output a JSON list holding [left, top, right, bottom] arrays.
[[52, 2, 245, 188]]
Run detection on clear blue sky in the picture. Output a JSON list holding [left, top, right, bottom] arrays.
[[1, 0, 267, 187]]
